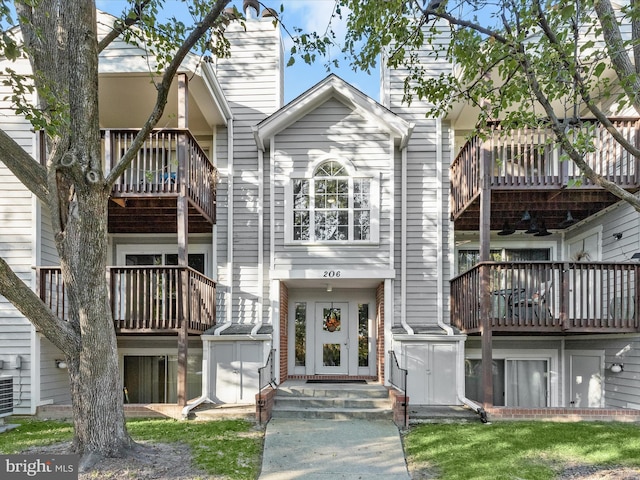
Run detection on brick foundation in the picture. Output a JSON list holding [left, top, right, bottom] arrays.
[[389, 388, 409, 427], [485, 407, 640, 422], [255, 386, 277, 423]]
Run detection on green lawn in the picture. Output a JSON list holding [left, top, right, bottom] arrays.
[[0, 418, 262, 480], [404, 421, 640, 480], [5, 417, 640, 479]]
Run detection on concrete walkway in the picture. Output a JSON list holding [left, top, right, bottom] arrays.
[[258, 418, 411, 480]]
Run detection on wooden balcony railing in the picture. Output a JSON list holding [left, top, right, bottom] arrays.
[[450, 261, 640, 334], [450, 119, 640, 219], [104, 129, 217, 222], [36, 266, 216, 333]]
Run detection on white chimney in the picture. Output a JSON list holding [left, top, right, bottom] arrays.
[[243, 0, 259, 19]]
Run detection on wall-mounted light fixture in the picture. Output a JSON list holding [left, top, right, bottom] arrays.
[[55, 359, 67, 369], [610, 363, 624, 373], [326, 284, 332, 292], [613, 233, 623, 240]]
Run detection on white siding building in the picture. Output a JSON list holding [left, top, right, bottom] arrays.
[[1, 4, 640, 419]]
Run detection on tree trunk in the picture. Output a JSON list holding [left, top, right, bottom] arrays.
[[62, 187, 133, 457]]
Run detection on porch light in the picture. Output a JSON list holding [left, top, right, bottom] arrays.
[[524, 218, 539, 234], [497, 221, 515, 236], [326, 284, 333, 292], [534, 222, 551, 237], [559, 210, 577, 228], [55, 359, 67, 369], [610, 363, 624, 373]]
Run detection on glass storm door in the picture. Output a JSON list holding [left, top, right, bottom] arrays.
[[315, 302, 349, 374]]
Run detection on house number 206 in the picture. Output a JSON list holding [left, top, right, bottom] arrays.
[[323, 270, 341, 278]]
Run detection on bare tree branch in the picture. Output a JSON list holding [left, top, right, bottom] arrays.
[[594, 0, 640, 112], [97, 0, 153, 53], [0, 257, 79, 353], [0, 129, 48, 202]]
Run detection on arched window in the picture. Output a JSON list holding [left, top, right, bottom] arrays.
[[291, 160, 374, 242]]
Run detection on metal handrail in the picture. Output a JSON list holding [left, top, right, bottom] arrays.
[[388, 350, 408, 427], [257, 348, 277, 424]]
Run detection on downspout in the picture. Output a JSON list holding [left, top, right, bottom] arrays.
[[400, 146, 414, 334], [182, 337, 212, 417], [436, 118, 453, 335], [214, 117, 234, 335], [251, 146, 265, 335], [456, 343, 489, 423]]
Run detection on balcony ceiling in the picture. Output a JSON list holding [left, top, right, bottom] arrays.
[[108, 198, 213, 234], [453, 189, 623, 232], [98, 74, 225, 134]]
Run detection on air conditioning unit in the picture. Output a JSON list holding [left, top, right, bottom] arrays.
[[0, 376, 13, 418]]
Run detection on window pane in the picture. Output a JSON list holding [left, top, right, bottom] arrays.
[[505, 249, 550, 261], [315, 179, 348, 209], [165, 254, 205, 273], [354, 210, 370, 240], [323, 344, 341, 366], [124, 355, 166, 403], [464, 358, 505, 406], [295, 303, 306, 366], [126, 254, 161, 266], [358, 304, 369, 367], [315, 160, 345, 177], [506, 360, 548, 407], [315, 211, 348, 241], [293, 180, 309, 209], [322, 306, 341, 332], [354, 179, 370, 208], [293, 211, 310, 240]]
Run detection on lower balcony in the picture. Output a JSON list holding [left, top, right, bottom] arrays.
[[36, 266, 216, 334], [451, 261, 640, 334]]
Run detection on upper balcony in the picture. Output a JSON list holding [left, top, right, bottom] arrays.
[[450, 119, 640, 231], [104, 128, 217, 234], [451, 261, 640, 335]]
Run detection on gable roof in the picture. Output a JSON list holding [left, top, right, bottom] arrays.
[[253, 74, 414, 151]]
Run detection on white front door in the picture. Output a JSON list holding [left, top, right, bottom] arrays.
[[315, 302, 350, 374]]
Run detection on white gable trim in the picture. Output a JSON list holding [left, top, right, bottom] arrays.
[[253, 74, 414, 151]]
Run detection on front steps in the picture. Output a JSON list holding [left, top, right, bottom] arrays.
[[271, 381, 393, 420]]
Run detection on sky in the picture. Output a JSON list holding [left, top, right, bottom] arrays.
[[94, 0, 380, 103]]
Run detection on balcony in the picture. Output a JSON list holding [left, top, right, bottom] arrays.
[[450, 261, 640, 334], [36, 266, 216, 334], [450, 119, 640, 231], [104, 129, 217, 234]]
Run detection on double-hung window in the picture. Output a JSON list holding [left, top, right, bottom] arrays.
[[289, 160, 378, 243]]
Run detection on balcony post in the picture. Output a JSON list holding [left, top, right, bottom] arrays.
[[177, 73, 189, 406], [479, 141, 493, 406], [560, 263, 570, 330]]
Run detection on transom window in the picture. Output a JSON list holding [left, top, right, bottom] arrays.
[[291, 160, 375, 242]]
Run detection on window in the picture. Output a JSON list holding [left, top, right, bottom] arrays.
[[465, 358, 549, 407], [290, 160, 378, 243], [123, 354, 201, 403], [126, 253, 205, 273], [457, 248, 550, 275]]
